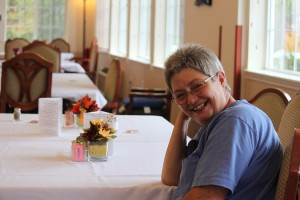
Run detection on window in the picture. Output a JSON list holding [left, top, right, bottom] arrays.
[[129, 0, 151, 62], [96, 0, 110, 50], [267, 0, 300, 74], [6, 0, 66, 42], [153, 0, 184, 67], [96, 0, 184, 68], [110, 0, 128, 56]]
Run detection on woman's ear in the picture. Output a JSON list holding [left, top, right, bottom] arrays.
[[216, 71, 226, 88]]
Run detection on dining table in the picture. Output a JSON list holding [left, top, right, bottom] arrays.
[[60, 53, 85, 73], [0, 72, 107, 108], [0, 113, 175, 200], [51, 73, 107, 108], [60, 60, 85, 73]]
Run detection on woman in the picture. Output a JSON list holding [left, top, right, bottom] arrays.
[[161, 44, 282, 200]]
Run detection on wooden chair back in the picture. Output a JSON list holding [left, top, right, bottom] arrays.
[[275, 128, 300, 200], [101, 58, 122, 114], [50, 38, 70, 52], [23, 41, 61, 73], [249, 88, 291, 131], [86, 42, 99, 82], [4, 38, 30, 60], [0, 52, 53, 113], [90, 43, 98, 71], [69, 37, 98, 82]]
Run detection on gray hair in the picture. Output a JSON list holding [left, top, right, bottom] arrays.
[[164, 44, 230, 92]]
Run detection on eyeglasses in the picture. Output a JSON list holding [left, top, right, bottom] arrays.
[[172, 74, 216, 105]]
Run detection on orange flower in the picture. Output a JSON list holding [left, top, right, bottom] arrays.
[[71, 95, 100, 114]]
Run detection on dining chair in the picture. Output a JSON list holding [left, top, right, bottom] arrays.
[[248, 88, 291, 131], [23, 41, 61, 73], [186, 88, 292, 139], [277, 89, 300, 152], [100, 58, 122, 114], [275, 128, 300, 200], [49, 38, 70, 52], [0, 52, 53, 113], [125, 87, 172, 121], [70, 37, 98, 82], [4, 38, 30, 60]]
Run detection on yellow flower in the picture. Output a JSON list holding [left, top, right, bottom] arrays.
[[91, 119, 103, 126], [99, 129, 114, 140], [76, 115, 117, 142]]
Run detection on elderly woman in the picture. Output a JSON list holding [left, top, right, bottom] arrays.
[[161, 44, 282, 200]]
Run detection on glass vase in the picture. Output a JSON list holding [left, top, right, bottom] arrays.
[[76, 111, 85, 127], [88, 140, 108, 162]]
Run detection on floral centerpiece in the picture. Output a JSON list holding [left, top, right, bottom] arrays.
[[75, 115, 117, 162], [70, 95, 100, 126], [76, 117, 117, 143]]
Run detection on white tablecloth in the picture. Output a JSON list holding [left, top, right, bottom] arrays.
[[61, 60, 85, 73], [52, 73, 107, 108], [0, 73, 107, 108], [60, 52, 85, 73], [61, 52, 74, 61], [0, 114, 175, 200]]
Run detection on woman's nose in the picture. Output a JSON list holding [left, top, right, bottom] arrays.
[[186, 91, 198, 105]]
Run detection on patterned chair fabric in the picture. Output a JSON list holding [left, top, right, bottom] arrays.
[[23, 41, 61, 73], [275, 128, 300, 200], [50, 38, 70, 53], [0, 52, 53, 113], [101, 58, 122, 114], [249, 88, 291, 131], [277, 90, 300, 152], [4, 38, 30, 60]]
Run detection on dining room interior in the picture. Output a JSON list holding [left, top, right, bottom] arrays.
[[0, 0, 299, 123], [0, 0, 300, 199]]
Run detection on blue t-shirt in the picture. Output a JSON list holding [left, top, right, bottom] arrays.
[[173, 100, 282, 200]]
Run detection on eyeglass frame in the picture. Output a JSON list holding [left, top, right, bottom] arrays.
[[171, 73, 217, 105]]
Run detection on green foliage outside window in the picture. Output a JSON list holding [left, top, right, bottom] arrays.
[[6, 0, 66, 42]]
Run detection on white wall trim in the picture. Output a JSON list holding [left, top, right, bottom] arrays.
[[244, 69, 300, 91]]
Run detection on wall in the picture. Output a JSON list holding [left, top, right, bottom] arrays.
[[63, 0, 300, 123], [184, 1, 238, 92], [243, 70, 300, 99], [66, 0, 96, 57], [96, 1, 240, 124]]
